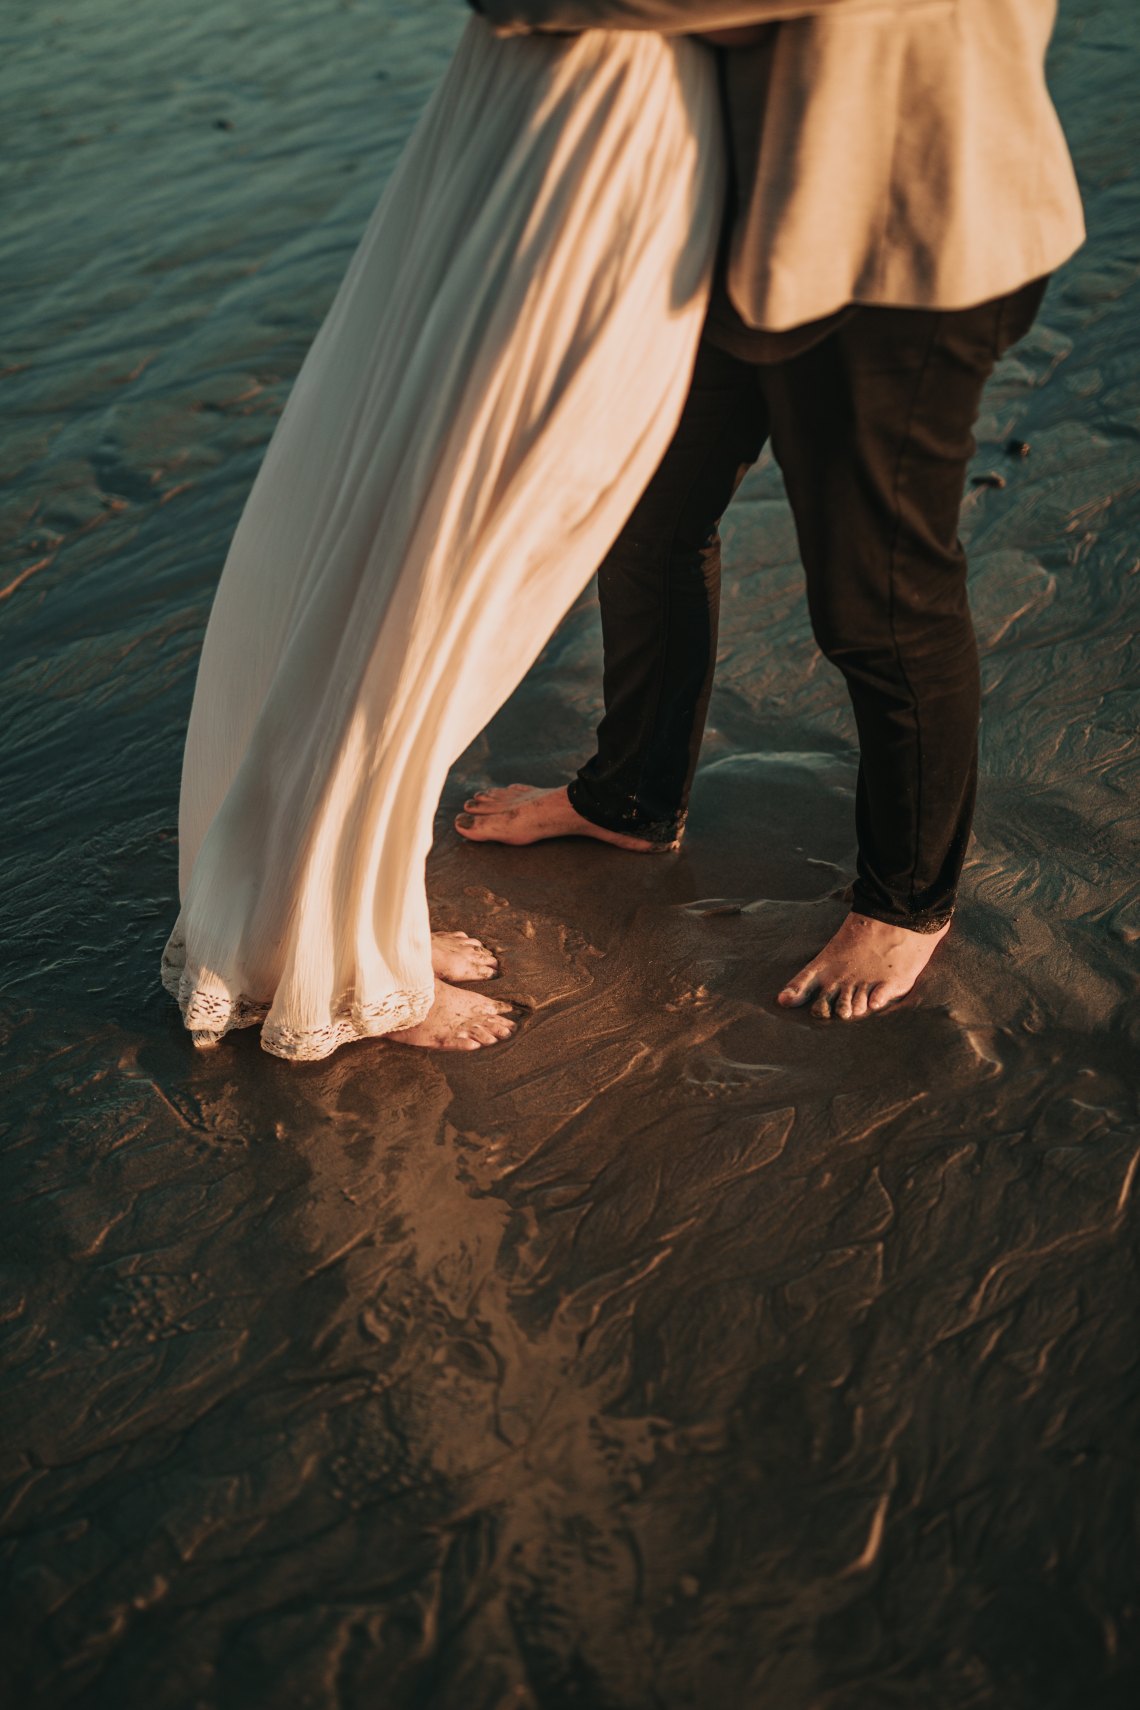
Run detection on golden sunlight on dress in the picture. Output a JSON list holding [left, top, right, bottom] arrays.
[[161, 19, 724, 1060]]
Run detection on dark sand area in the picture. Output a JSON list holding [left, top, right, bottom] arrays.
[[2, 2, 1138, 1705]]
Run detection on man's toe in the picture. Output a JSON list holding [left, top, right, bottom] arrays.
[[456, 812, 497, 839], [778, 968, 816, 1007], [850, 983, 871, 1018]]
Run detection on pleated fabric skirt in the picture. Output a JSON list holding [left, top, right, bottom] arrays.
[[161, 19, 724, 1060]]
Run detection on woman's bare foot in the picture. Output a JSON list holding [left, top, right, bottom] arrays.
[[455, 784, 669, 851], [430, 930, 498, 982], [389, 978, 517, 1051], [777, 912, 951, 1020]]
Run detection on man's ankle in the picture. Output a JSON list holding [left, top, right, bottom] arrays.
[[566, 780, 685, 846]]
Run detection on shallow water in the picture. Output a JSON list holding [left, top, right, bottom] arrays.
[[2, 3, 1138, 1706]]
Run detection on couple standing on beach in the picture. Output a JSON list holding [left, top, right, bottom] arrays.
[[161, 0, 1084, 1061]]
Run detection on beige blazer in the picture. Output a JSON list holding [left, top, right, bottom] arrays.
[[476, 0, 1086, 330]]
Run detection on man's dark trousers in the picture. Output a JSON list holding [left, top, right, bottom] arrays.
[[566, 278, 1049, 932]]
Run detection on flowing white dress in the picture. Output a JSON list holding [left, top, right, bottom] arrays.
[[160, 18, 724, 1061]]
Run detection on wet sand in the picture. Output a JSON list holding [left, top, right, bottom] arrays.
[[2, 3, 1138, 1706]]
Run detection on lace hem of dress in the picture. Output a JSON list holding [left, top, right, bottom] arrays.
[[160, 931, 434, 1062]]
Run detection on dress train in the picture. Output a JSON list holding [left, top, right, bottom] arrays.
[[161, 19, 724, 1060]]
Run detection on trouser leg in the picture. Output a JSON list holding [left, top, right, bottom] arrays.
[[759, 278, 1049, 928], [568, 338, 769, 842]]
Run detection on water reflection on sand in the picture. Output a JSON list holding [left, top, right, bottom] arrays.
[[2, 1, 1139, 1704]]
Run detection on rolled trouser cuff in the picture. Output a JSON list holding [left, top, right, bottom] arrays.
[[566, 775, 684, 847], [849, 897, 954, 934]]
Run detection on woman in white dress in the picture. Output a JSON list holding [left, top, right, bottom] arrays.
[[160, 14, 726, 1060]]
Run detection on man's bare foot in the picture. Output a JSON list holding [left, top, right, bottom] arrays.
[[389, 978, 517, 1051], [430, 930, 498, 982], [455, 784, 669, 851], [777, 912, 951, 1020]]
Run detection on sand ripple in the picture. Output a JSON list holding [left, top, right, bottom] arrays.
[[2, 1, 1138, 1705]]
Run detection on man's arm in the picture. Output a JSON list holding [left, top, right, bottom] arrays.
[[475, 0, 907, 35]]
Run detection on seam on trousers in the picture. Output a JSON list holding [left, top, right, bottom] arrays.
[[883, 318, 943, 913]]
